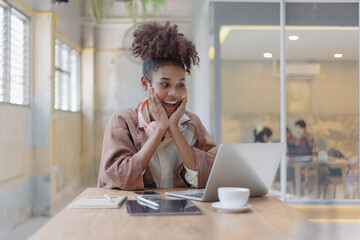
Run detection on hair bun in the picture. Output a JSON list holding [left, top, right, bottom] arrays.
[[132, 21, 199, 75]]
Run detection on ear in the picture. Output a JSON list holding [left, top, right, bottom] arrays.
[[141, 76, 149, 91]]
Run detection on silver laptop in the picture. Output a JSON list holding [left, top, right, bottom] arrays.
[[165, 143, 285, 201]]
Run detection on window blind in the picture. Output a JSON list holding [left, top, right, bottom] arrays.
[[55, 39, 81, 112], [0, 5, 7, 102], [0, 2, 29, 105], [10, 10, 28, 105]]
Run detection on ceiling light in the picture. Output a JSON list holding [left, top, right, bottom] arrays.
[[219, 26, 231, 44], [334, 53, 343, 58], [208, 46, 215, 60], [289, 35, 299, 41], [263, 53, 272, 58]]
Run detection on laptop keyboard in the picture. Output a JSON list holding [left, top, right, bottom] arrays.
[[187, 193, 204, 198]]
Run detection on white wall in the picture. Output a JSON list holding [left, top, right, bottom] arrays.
[[55, 112, 82, 196], [312, 61, 358, 114], [189, 0, 212, 132], [0, 105, 32, 192], [54, 1, 82, 47], [94, 51, 144, 166], [222, 61, 280, 115], [22, 0, 52, 12], [221, 60, 358, 115]]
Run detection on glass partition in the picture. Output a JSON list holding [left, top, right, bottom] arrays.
[[217, 2, 281, 193], [221, 27, 281, 144], [285, 2, 359, 200], [212, 1, 359, 201], [218, 2, 280, 143]]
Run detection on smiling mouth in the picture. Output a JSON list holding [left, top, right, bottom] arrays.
[[164, 100, 178, 105], [163, 100, 179, 112]]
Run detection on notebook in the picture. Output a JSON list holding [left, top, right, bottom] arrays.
[[69, 195, 127, 209]]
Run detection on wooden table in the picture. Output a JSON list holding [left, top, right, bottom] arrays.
[[30, 188, 307, 240]]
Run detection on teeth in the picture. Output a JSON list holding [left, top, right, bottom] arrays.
[[164, 100, 177, 105]]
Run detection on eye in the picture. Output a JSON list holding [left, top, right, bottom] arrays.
[[177, 83, 185, 88], [160, 83, 169, 87]]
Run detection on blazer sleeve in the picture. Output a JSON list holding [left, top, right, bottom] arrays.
[[187, 113, 218, 188], [97, 113, 145, 190]]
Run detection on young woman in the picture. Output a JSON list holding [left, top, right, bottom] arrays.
[[97, 22, 218, 190], [254, 126, 272, 143]]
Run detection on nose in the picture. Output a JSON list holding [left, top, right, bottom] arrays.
[[167, 87, 178, 97]]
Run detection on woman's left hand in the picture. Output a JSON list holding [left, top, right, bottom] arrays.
[[169, 94, 187, 130]]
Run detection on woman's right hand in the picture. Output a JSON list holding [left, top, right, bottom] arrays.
[[147, 86, 168, 131]]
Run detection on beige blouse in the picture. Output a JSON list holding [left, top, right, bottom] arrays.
[[138, 100, 198, 188]]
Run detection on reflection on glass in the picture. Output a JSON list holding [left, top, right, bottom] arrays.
[[218, 3, 281, 193], [215, 2, 359, 201], [221, 27, 280, 145], [285, 27, 359, 200]]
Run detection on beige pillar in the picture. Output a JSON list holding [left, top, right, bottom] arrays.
[[81, 25, 97, 183], [32, 12, 56, 215]]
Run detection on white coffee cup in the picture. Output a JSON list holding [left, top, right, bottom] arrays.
[[218, 187, 250, 208], [318, 151, 328, 162]]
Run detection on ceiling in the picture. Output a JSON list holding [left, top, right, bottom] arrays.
[[221, 28, 359, 61]]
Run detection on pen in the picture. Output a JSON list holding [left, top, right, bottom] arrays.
[[137, 195, 159, 207], [104, 194, 113, 202], [137, 200, 159, 210]]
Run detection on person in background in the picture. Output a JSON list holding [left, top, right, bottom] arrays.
[[295, 120, 316, 152], [254, 126, 272, 143]]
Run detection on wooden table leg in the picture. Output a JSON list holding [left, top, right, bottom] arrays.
[[342, 166, 348, 198], [295, 165, 301, 196]]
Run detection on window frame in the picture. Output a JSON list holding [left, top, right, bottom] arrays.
[[0, 0, 30, 106], [54, 38, 81, 113]]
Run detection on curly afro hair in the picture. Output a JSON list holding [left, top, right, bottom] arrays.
[[132, 21, 199, 82]]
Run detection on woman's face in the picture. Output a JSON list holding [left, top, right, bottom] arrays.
[[295, 125, 303, 136], [144, 64, 187, 117], [263, 134, 272, 143]]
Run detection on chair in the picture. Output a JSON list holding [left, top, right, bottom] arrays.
[[320, 167, 344, 199], [323, 176, 342, 199], [301, 165, 318, 197], [273, 168, 295, 195]]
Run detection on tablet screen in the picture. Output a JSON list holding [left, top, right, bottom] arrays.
[[126, 199, 202, 216]]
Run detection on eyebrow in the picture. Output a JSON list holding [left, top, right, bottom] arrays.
[[160, 77, 185, 81]]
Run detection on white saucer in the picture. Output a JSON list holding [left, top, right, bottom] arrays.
[[211, 202, 252, 213]]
